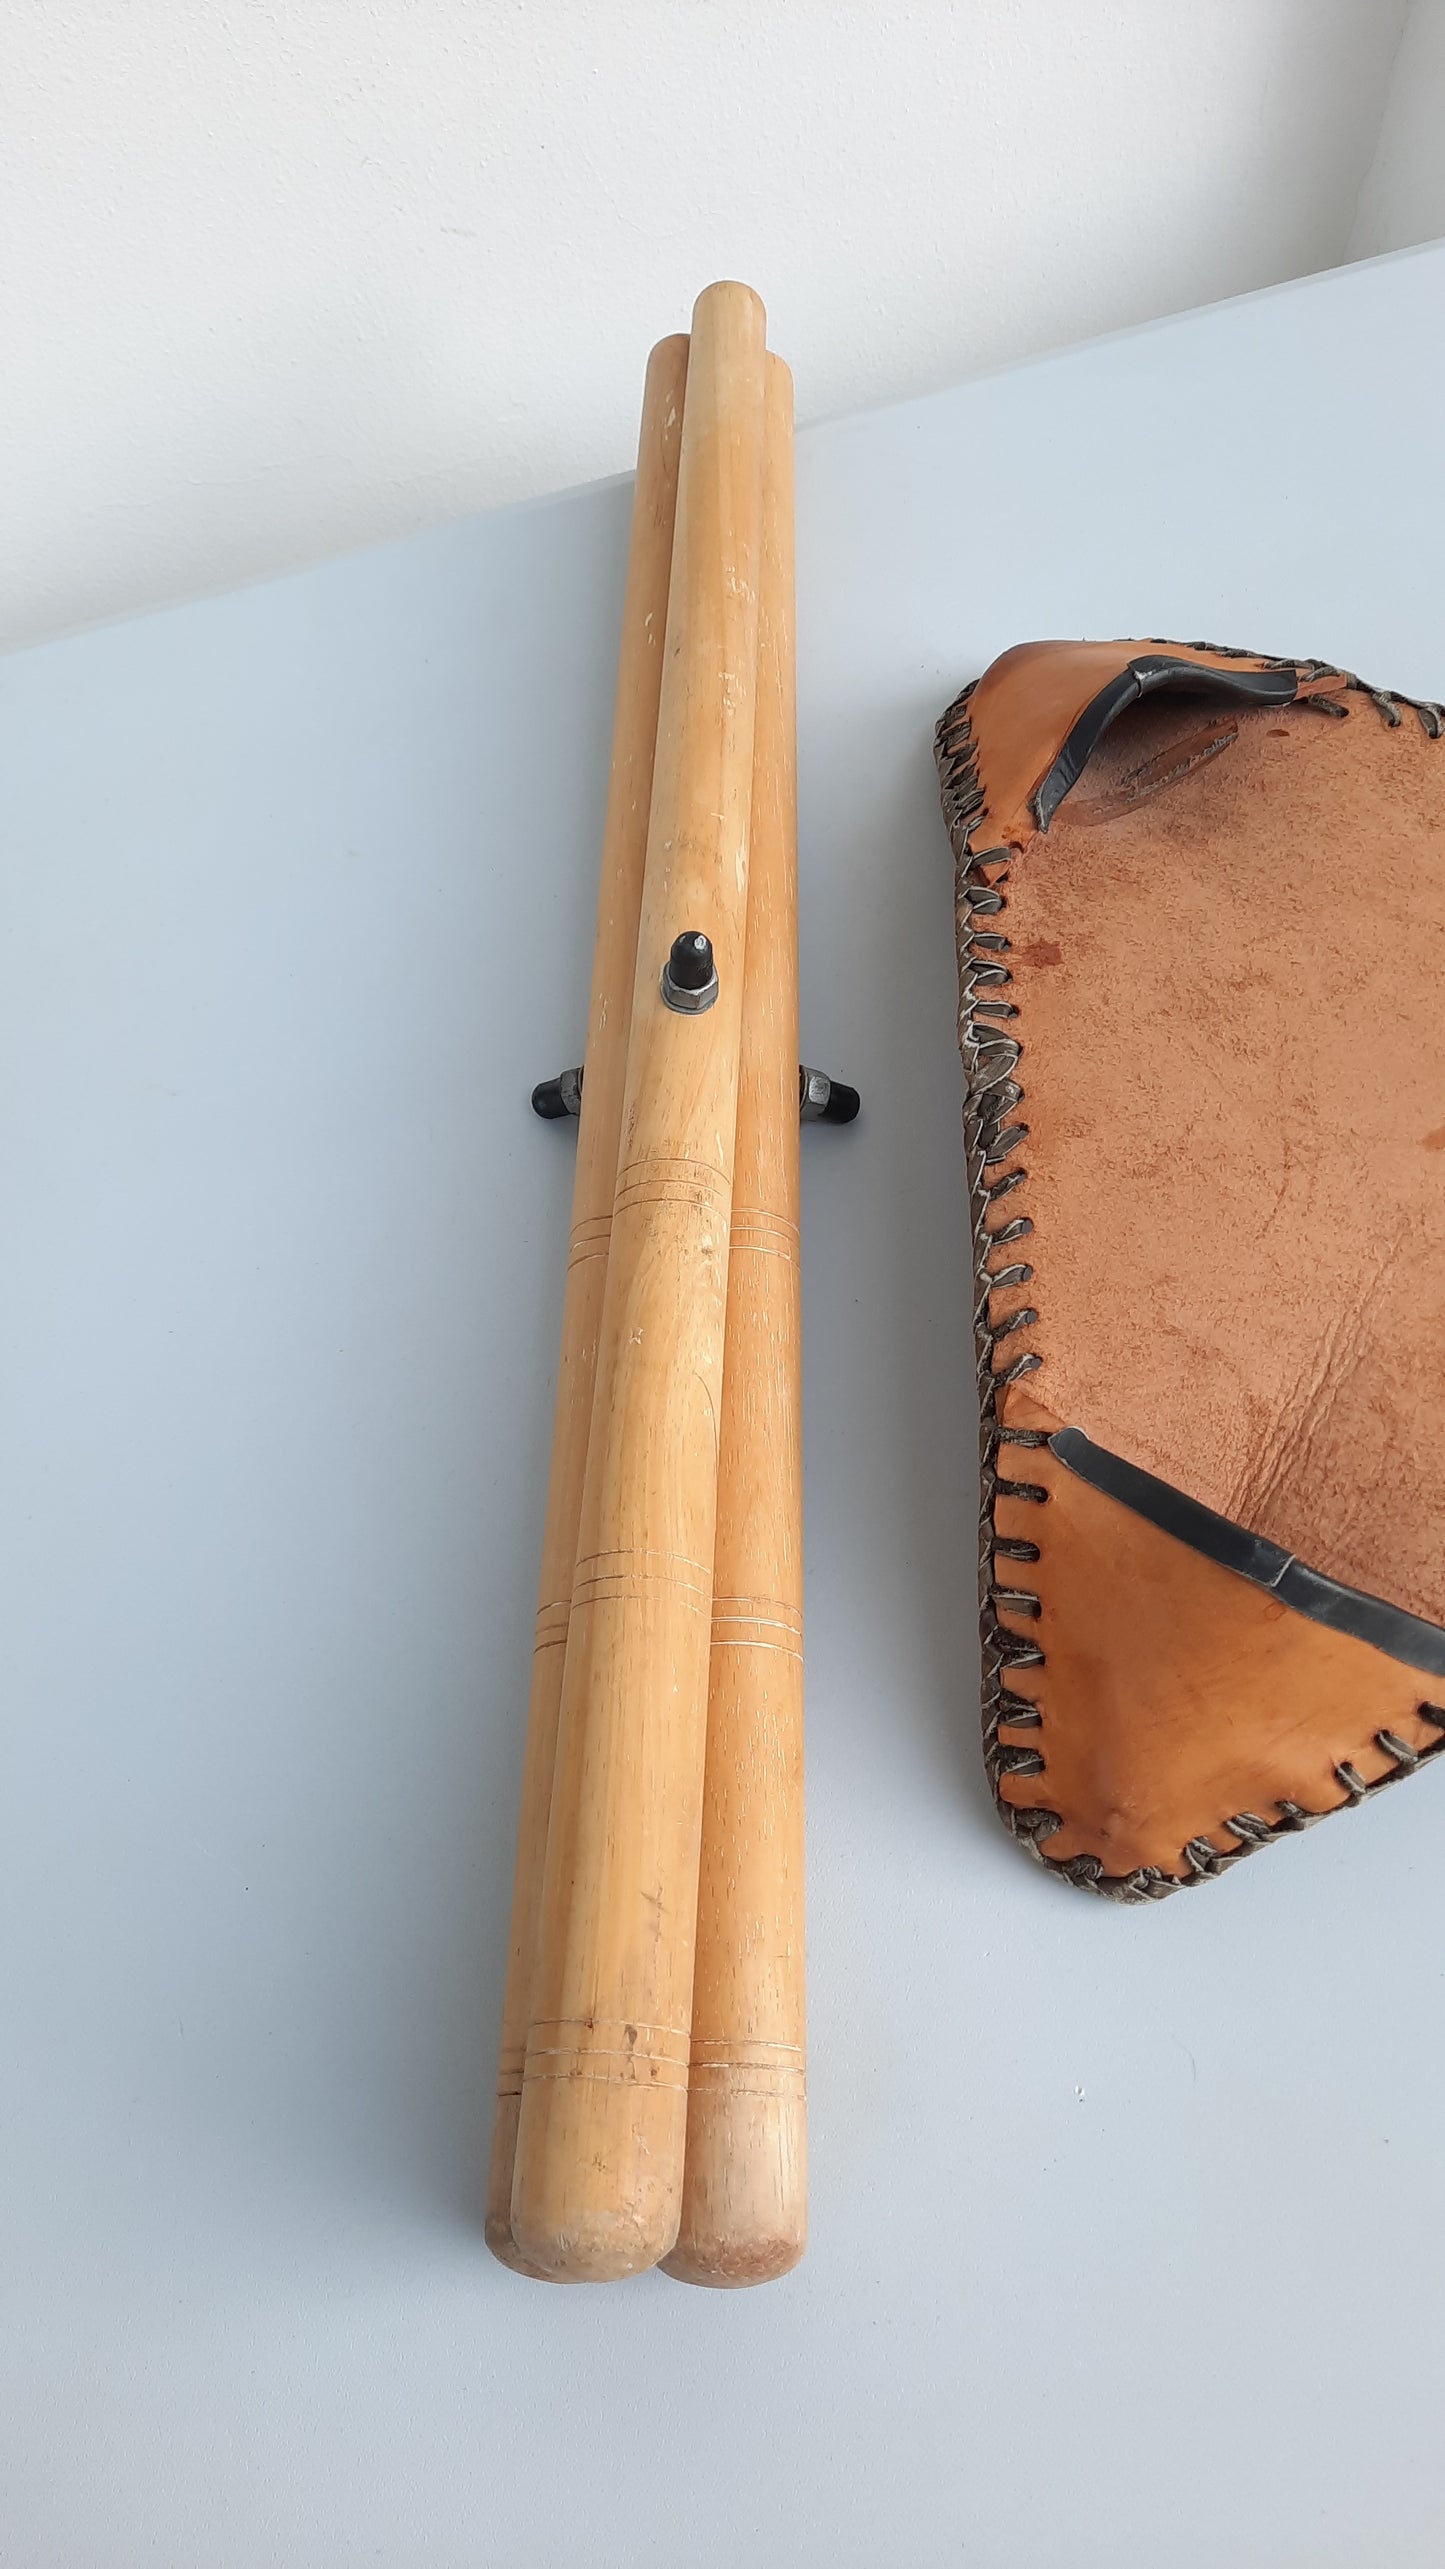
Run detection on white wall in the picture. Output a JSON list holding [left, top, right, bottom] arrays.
[[3, 0, 1429, 653], [1350, 0, 1445, 256]]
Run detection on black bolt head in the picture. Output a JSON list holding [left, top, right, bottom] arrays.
[[667, 930, 714, 992]]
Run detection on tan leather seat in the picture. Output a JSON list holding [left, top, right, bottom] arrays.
[[936, 639, 1445, 1896]]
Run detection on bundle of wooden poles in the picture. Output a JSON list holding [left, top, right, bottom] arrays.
[[486, 282, 811, 2287]]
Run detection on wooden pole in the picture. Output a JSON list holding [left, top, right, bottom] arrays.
[[486, 333, 689, 2275], [510, 281, 769, 2281], [663, 353, 807, 2288]]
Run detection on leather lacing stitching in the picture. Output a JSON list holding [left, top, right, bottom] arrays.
[[1146, 637, 1445, 737], [935, 648, 1445, 1903]]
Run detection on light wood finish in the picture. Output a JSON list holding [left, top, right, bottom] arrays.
[[663, 354, 806, 2289], [511, 286, 771, 2291], [485, 333, 689, 2275], [510, 282, 770, 2282]]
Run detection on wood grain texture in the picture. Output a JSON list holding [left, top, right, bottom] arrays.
[[485, 334, 689, 2275], [662, 354, 806, 2288], [510, 282, 769, 2282]]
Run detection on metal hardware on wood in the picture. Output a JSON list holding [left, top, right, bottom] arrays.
[[533, 1059, 863, 1125], [799, 1067, 861, 1125], [530, 1065, 584, 1121], [660, 929, 719, 1013]]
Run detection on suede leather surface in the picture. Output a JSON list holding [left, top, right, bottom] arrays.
[[941, 637, 1445, 1885], [995, 1386, 1443, 1882], [969, 644, 1445, 1620]]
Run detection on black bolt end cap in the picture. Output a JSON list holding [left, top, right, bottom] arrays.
[[822, 1080, 861, 1124], [667, 930, 714, 992], [531, 1077, 570, 1120]]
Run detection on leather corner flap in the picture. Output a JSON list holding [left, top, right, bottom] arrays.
[[935, 637, 1330, 857], [990, 1389, 1445, 1895], [1030, 654, 1297, 832], [1049, 1426, 1445, 1684]]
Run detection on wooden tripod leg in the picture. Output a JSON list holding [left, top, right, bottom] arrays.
[[511, 282, 769, 2282], [663, 352, 807, 2287], [486, 333, 689, 2274]]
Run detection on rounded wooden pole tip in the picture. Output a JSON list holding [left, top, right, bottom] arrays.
[[659, 2224, 805, 2290], [658, 2085, 807, 2288], [508, 2203, 677, 2286], [485, 2095, 561, 2280], [510, 2079, 687, 2281], [484, 2213, 563, 2283], [690, 277, 767, 334]]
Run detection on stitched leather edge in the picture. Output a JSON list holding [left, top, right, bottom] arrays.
[[934, 638, 1445, 1902]]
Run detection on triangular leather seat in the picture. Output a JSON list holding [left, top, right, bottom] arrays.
[[936, 639, 1445, 1896]]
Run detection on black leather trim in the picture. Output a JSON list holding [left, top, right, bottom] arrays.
[[1049, 1427, 1445, 1682], [1031, 655, 1300, 832]]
